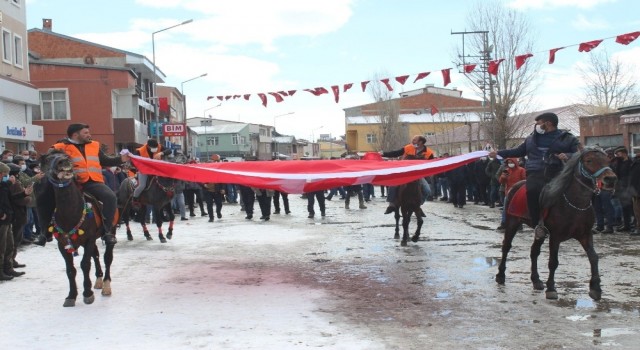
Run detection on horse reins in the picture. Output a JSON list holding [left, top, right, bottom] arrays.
[[564, 154, 613, 211]]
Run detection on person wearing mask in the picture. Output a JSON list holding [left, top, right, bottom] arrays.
[[497, 113, 580, 240], [628, 149, 640, 236], [131, 139, 172, 203], [34, 124, 127, 246], [6, 163, 31, 276], [485, 151, 502, 208], [611, 147, 633, 233], [0, 162, 17, 280], [496, 158, 527, 231], [12, 156, 44, 245], [1, 150, 14, 163]]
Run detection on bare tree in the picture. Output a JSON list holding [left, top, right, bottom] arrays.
[[367, 75, 405, 151], [457, 0, 540, 149], [578, 49, 640, 113]]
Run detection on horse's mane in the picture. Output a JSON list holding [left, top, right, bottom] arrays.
[[540, 148, 601, 208]]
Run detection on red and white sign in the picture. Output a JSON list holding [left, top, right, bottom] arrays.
[[163, 123, 186, 136]]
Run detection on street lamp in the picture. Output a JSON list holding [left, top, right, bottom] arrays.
[[180, 73, 207, 156], [151, 19, 194, 142]]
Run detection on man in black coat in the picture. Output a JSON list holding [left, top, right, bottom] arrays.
[[629, 149, 640, 236], [612, 147, 634, 232]]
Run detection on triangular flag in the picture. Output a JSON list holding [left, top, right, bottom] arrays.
[[268, 92, 284, 103], [304, 87, 329, 96], [217, 96, 224, 101], [331, 85, 340, 103], [277, 91, 289, 96], [430, 105, 439, 116], [225, 96, 232, 100], [287, 90, 297, 96], [361, 81, 370, 92], [343, 83, 353, 92], [616, 31, 640, 45], [488, 59, 505, 76], [515, 54, 533, 70], [395, 75, 410, 85], [380, 78, 393, 91], [232, 95, 240, 99], [257, 93, 267, 107], [441, 69, 451, 86], [413, 72, 430, 83], [549, 47, 564, 64], [207, 96, 214, 100], [463, 64, 476, 73], [243, 94, 251, 100], [578, 40, 603, 52]]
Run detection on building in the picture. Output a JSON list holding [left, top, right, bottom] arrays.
[[27, 19, 165, 154], [190, 123, 253, 161], [344, 86, 484, 153], [0, 1, 43, 153], [157, 85, 186, 152], [580, 104, 640, 153]]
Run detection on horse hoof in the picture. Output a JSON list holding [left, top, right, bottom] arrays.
[[545, 290, 558, 300], [533, 281, 545, 291], [145, 234, 153, 241], [411, 235, 420, 243], [394, 233, 400, 239], [101, 280, 112, 296], [63, 298, 76, 307], [159, 236, 167, 243], [84, 294, 95, 305], [401, 240, 408, 247], [589, 290, 602, 301], [127, 233, 133, 241], [167, 231, 173, 240], [94, 277, 103, 289]]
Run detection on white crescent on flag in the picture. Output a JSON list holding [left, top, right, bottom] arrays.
[[126, 151, 489, 194]]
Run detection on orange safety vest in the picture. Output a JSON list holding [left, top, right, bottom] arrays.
[[403, 144, 434, 160], [52, 141, 104, 184], [136, 145, 163, 159]]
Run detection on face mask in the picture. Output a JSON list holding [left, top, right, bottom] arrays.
[[110, 167, 117, 172], [1, 175, 8, 182], [150, 147, 158, 153], [6, 156, 13, 162], [412, 143, 419, 148], [34, 168, 41, 173], [508, 163, 515, 168], [20, 164, 27, 171], [535, 124, 545, 134], [488, 157, 494, 161], [30, 157, 36, 161], [481, 157, 487, 161]]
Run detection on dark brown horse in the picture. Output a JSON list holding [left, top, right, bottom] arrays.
[[496, 148, 617, 300], [392, 179, 425, 246], [42, 151, 115, 307], [117, 175, 175, 243]]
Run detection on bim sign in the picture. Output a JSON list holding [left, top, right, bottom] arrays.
[[163, 123, 186, 136]]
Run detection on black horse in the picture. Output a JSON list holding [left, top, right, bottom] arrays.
[[391, 179, 425, 246], [41, 151, 115, 307], [117, 175, 175, 243], [496, 148, 617, 300]]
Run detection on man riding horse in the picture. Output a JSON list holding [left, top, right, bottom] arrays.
[[381, 135, 435, 214], [131, 139, 172, 206], [34, 123, 128, 246], [497, 112, 580, 240]]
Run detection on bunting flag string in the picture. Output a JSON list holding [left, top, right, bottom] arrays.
[[204, 30, 638, 108]]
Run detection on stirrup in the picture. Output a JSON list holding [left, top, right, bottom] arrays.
[[534, 225, 549, 240]]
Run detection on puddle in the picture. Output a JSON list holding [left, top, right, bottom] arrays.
[[582, 328, 638, 338], [566, 315, 591, 321], [434, 292, 450, 300], [471, 257, 500, 271], [556, 298, 596, 309]]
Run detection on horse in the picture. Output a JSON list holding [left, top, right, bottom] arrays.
[[41, 151, 115, 307], [392, 179, 425, 246], [117, 175, 176, 243], [495, 148, 617, 300]]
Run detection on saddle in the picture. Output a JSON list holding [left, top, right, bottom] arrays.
[[506, 185, 529, 219], [83, 192, 118, 228]]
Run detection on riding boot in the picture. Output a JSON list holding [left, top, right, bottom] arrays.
[[534, 224, 549, 240], [102, 227, 118, 245]]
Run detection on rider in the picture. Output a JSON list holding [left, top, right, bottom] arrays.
[[381, 135, 435, 214], [131, 139, 172, 204], [34, 123, 128, 246], [497, 112, 580, 240]]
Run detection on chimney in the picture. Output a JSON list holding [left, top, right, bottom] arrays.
[[43, 18, 52, 31]]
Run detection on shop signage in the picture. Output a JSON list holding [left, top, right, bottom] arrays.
[[620, 113, 640, 125], [163, 123, 186, 136]]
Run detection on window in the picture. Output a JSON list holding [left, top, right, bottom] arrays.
[[207, 136, 219, 146], [33, 89, 70, 120], [584, 135, 623, 149], [366, 133, 377, 144], [232, 134, 239, 145], [2, 29, 11, 63], [13, 34, 23, 68], [240, 136, 246, 145]]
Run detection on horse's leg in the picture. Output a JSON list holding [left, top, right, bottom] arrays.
[[92, 243, 104, 289], [59, 245, 78, 307], [496, 215, 521, 285], [578, 236, 602, 300], [394, 208, 400, 239], [545, 239, 561, 299], [80, 243, 95, 305], [155, 207, 167, 243], [166, 206, 175, 240], [411, 207, 424, 242], [101, 242, 114, 296], [401, 208, 410, 246]]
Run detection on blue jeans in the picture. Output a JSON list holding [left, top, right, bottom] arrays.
[[438, 178, 449, 199], [171, 193, 187, 218], [594, 190, 615, 229], [362, 184, 374, 200], [226, 184, 238, 203], [326, 187, 345, 199]]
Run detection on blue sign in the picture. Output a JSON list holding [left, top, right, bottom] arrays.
[[149, 121, 166, 137]]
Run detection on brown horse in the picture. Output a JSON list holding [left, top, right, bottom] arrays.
[[42, 151, 115, 307], [495, 148, 617, 300], [392, 179, 425, 246]]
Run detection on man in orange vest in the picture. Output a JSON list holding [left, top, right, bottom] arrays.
[[381, 135, 435, 214], [34, 124, 128, 246], [131, 139, 172, 203]]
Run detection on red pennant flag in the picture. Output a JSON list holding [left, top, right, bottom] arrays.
[[217, 96, 224, 101], [395, 75, 410, 85], [380, 78, 393, 91], [277, 91, 289, 96], [243, 94, 251, 100], [225, 95, 232, 100], [488, 59, 505, 76], [430, 105, 439, 116], [233, 95, 240, 99], [463, 64, 476, 73], [616, 31, 640, 45], [158, 97, 169, 112], [441, 69, 451, 86], [413, 72, 430, 83], [515, 54, 533, 70], [549, 47, 564, 64], [257, 93, 267, 107], [304, 87, 329, 96], [207, 96, 214, 101], [361, 81, 370, 92], [287, 90, 297, 96], [331, 85, 340, 103], [268, 92, 284, 103], [343, 83, 353, 92], [578, 39, 603, 52]]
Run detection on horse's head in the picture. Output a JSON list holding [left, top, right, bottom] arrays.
[[580, 148, 617, 190], [42, 150, 75, 187]]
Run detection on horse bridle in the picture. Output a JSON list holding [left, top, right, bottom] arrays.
[[46, 154, 74, 188], [576, 150, 612, 195], [151, 176, 175, 195]]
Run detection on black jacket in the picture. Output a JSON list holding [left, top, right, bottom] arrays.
[[0, 181, 13, 225], [498, 129, 579, 174]]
